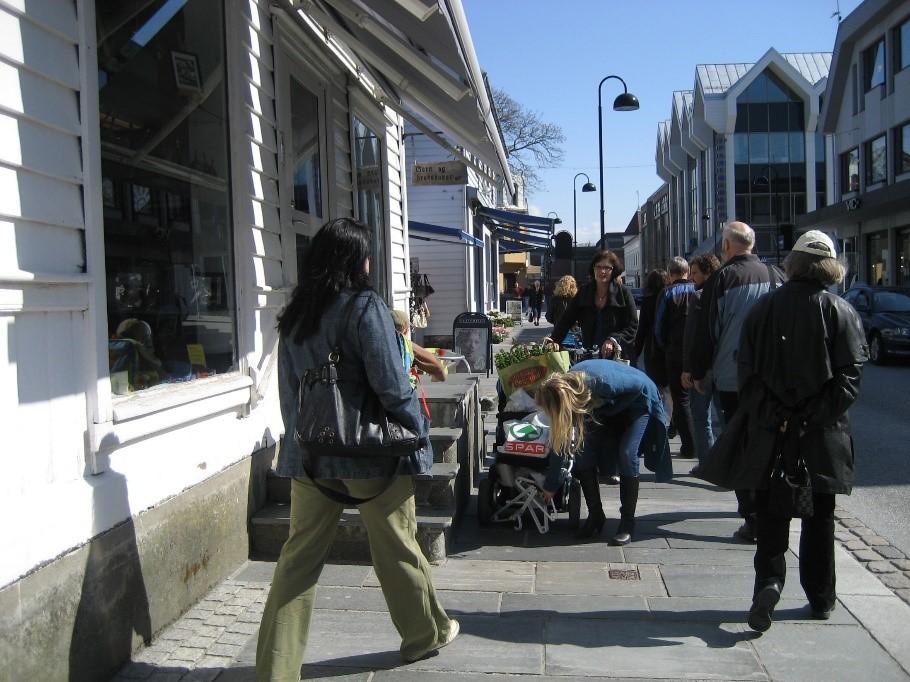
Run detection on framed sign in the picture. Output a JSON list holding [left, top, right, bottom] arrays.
[[505, 298, 523, 322], [172, 51, 202, 92], [412, 160, 468, 186], [452, 312, 492, 375]]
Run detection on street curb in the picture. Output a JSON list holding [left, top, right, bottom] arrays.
[[834, 505, 910, 605]]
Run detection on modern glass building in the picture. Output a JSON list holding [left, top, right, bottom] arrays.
[[654, 49, 833, 268]]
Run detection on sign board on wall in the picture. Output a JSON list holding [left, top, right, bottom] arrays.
[[412, 160, 468, 186]]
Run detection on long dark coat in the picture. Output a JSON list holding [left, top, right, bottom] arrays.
[[733, 279, 869, 494]]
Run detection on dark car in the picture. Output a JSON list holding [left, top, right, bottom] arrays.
[[842, 286, 910, 364], [629, 287, 643, 308]]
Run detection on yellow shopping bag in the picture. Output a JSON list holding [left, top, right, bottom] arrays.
[[496, 350, 570, 397]]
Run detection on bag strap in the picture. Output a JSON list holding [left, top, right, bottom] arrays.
[[302, 456, 402, 505]]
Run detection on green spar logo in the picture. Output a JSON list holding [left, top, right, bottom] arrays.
[[508, 423, 543, 441]]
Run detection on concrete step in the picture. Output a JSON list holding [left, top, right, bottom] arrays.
[[266, 462, 460, 509], [250, 502, 454, 563], [430, 426, 460, 464]]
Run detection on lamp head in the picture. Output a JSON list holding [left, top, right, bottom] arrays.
[[613, 92, 640, 111], [582, 182, 597, 192]]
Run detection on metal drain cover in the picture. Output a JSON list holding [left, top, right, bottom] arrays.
[[607, 568, 641, 581]]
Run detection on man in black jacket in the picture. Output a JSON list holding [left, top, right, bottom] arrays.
[[654, 257, 696, 458], [690, 222, 784, 542]]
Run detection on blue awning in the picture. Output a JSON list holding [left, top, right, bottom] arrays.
[[494, 227, 551, 247], [498, 238, 547, 253], [408, 220, 483, 248], [476, 206, 555, 231]]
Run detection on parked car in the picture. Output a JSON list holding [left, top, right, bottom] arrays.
[[842, 286, 910, 364]]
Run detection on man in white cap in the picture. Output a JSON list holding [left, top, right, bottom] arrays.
[[734, 228, 868, 633]]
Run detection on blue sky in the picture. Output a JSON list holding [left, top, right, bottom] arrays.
[[462, 0, 862, 245]]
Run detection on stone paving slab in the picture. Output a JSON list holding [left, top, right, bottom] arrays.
[[364, 559, 536, 593], [373, 673, 662, 682], [659, 565, 804, 599], [314, 586, 502, 615], [535, 563, 667, 597], [450, 526, 625, 563], [231, 561, 371, 587], [499, 594, 650, 619], [838, 594, 910, 674], [749, 623, 909, 681], [645, 596, 859, 626], [622, 547, 791, 567], [544, 618, 765, 680], [832, 545, 895, 596]]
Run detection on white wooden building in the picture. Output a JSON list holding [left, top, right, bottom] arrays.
[[0, 1, 510, 678]]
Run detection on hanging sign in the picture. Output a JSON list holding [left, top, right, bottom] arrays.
[[412, 160, 468, 186]]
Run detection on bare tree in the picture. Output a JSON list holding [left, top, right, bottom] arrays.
[[492, 87, 565, 194]]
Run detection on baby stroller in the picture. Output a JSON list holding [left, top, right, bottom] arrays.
[[477, 405, 581, 534]]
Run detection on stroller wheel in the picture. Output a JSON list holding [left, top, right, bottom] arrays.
[[568, 478, 582, 529], [477, 477, 495, 526]]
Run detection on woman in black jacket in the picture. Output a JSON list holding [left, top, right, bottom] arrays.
[[545, 274, 577, 330], [548, 250, 639, 361], [633, 269, 670, 386], [735, 231, 868, 633]]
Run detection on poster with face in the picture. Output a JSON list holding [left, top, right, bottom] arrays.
[[454, 327, 489, 373]]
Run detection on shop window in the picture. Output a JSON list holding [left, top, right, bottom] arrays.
[[868, 232, 888, 285], [865, 135, 887, 186], [897, 122, 910, 176], [352, 116, 386, 295], [896, 19, 910, 72], [97, 0, 235, 394], [841, 148, 860, 193], [863, 38, 886, 91], [815, 133, 827, 206]]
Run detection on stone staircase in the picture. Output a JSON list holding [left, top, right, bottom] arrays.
[[250, 380, 479, 563]]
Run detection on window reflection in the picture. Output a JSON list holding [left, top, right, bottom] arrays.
[[97, 0, 235, 393], [291, 79, 322, 217]]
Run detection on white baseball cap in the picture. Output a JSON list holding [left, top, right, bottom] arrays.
[[792, 230, 837, 258]]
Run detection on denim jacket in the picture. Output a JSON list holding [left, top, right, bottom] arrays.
[[276, 289, 433, 479]]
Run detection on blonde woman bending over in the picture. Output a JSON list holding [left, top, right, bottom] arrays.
[[536, 360, 672, 545]]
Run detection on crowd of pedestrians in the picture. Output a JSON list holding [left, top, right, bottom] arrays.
[[259, 217, 867, 678]]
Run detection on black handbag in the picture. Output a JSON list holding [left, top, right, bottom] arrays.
[[767, 421, 814, 519], [293, 293, 423, 506], [294, 293, 422, 458]]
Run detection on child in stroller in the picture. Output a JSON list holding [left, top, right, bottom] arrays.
[[477, 392, 581, 534]]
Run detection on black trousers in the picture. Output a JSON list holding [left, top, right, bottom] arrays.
[[753, 489, 837, 610], [666, 358, 695, 457], [716, 390, 756, 522]]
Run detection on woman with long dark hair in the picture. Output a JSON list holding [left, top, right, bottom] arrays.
[[257, 219, 457, 679], [634, 269, 670, 386]]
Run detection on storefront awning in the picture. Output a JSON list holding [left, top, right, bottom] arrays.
[[290, 0, 511, 185], [476, 206, 556, 233], [409, 220, 483, 248], [494, 227, 551, 248], [497, 238, 547, 253]]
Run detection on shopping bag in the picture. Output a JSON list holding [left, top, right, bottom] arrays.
[[497, 351, 570, 397]]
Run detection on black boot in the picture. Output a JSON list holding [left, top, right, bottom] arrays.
[[574, 471, 606, 540], [610, 476, 639, 546]]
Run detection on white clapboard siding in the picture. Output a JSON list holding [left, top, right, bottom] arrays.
[[385, 109, 410, 309], [407, 184, 468, 336], [331, 86, 354, 219], [0, 0, 87, 495], [234, 0, 284, 392]]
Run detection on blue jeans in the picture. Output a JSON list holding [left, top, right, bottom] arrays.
[[690, 385, 719, 465], [577, 412, 649, 478]]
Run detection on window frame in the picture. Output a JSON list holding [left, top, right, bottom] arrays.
[[863, 37, 887, 92], [864, 134, 888, 187], [896, 121, 910, 178], [348, 98, 391, 300], [841, 147, 861, 195], [895, 16, 910, 74]]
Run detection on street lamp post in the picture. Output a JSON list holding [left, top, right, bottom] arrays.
[[597, 75, 640, 244], [573, 173, 596, 279], [546, 212, 562, 286]]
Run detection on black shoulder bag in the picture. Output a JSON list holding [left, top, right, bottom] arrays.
[[295, 293, 422, 504], [768, 419, 814, 519]]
